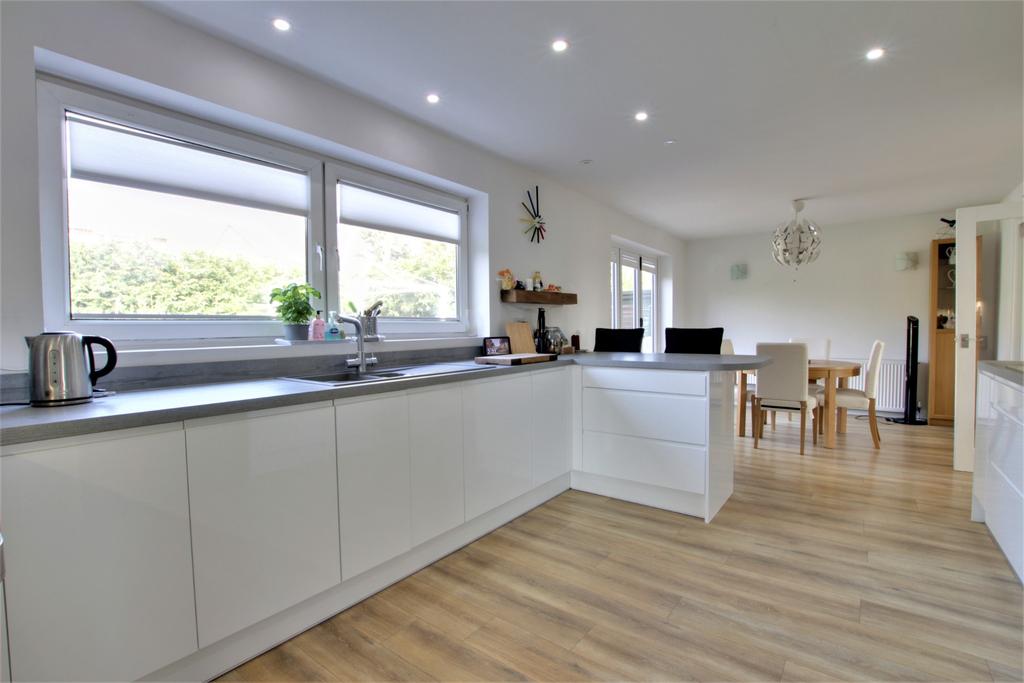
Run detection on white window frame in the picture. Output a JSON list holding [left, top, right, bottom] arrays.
[[325, 161, 470, 335], [610, 247, 659, 351], [38, 80, 472, 342]]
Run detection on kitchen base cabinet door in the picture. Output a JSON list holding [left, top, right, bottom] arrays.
[[186, 404, 341, 647], [463, 375, 534, 520], [531, 368, 573, 486], [409, 386, 465, 546], [0, 427, 197, 682], [337, 394, 412, 579]]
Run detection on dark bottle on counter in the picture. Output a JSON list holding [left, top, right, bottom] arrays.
[[534, 308, 546, 352]]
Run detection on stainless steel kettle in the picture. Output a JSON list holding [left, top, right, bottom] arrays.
[[25, 332, 117, 407]]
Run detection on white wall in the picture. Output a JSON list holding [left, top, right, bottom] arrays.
[[682, 209, 981, 363], [0, 1, 685, 372], [996, 182, 1024, 361]]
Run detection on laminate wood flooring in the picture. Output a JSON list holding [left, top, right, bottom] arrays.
[[220, 414, 1022, 682]]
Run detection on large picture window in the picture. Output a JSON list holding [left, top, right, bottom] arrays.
[[65, 114, 309, 320], [37, 81, 468, 340], [326, 165, 468, 334]]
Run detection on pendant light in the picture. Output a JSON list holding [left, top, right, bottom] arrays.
[[770, 199, 822, 268]]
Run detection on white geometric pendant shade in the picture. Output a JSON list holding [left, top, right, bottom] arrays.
[[771, 199, 822, 268]]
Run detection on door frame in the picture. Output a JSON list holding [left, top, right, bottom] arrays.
[[953, 200, 1022, 472], [611, 247, 659, 352]]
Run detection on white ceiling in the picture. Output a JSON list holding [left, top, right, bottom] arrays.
[[150, 1, 1022, 238]]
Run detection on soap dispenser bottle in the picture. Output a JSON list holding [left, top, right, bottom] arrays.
[[310, 310, 326, 341]]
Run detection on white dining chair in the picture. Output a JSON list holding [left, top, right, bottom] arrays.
[[753, 343, 817, 454], [817, 340, 884, 449]]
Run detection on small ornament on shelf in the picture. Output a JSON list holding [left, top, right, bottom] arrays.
[[497, 268, 515, 290]]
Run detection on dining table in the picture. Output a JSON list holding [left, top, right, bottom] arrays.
[[737, 359, 862, 449]]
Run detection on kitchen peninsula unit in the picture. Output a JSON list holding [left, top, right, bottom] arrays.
[[0, 352, 768, 682]]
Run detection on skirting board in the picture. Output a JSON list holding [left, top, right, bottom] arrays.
[[571, 470, 709, 521], [143, 473, 571, 682]]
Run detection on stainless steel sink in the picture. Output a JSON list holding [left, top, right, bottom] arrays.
[[280, 363, 492, 387], [282, 370, 407, 386]]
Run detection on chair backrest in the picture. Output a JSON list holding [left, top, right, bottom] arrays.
[[665, 327, 725, 354], [593, 328, 644, 353], [720, 338, 734, 355], [864, 339, 885, 399], [789, 337, 832, 360], [755, 343, 810, 402]]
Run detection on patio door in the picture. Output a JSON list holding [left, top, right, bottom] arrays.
[[611, 248, 658, 352]]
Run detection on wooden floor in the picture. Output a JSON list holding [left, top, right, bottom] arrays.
[[220, 414, 1023, 682]]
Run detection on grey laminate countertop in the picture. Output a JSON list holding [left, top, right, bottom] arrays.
[[0, 353, 769, 446], [980, 360, 1024, 388], [575, 352, 770, 371]]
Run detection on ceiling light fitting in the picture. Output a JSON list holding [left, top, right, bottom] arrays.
[[272, 18, 291, 31], [770, 199, 822, 269], [426, 93, 441, 104], [552, 39, 569, 53], [634, 111, 649, 122], [866, 47, 885, 60]]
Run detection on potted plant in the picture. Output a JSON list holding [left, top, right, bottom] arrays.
[[270, 283, 322, 340]]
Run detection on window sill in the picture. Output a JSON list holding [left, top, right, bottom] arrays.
[[111, 335, 484, 368]]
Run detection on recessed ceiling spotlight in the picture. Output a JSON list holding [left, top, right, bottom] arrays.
[[426, 93, 441, 104], [552, 39, 569, 53], [272, 18, 291, 31], [664, 139, 677, 145], [579, 159, 593, 165], [634, 111, 649, 122], [865, 47, 885, 60]]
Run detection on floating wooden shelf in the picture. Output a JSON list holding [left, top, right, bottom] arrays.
[[500, 289, 578, 305]]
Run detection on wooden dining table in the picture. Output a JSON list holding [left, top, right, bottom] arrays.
[[737, 359, 862, 449]]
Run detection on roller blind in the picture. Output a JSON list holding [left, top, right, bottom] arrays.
[[66, 113, 309, 216], [338, 183, 460, 242]]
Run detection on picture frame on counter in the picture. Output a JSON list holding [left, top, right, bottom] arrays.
[[482, 336, 511, 355]]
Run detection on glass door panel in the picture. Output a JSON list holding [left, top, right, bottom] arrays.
[[640, 268, 655, 352]]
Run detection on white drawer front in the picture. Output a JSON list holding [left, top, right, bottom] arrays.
[[583, 387, 707, 445], [582, 431, 706, 494], [582, 367, 706, 396]]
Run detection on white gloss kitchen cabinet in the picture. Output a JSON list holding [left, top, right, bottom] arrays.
[[409, 385, 466, 546], [530, 367, 573, 487], [336, 392, 413, 579], [463, 373, 535, 519], [0, 425, 198, 682], [185, 403, 342, 647]]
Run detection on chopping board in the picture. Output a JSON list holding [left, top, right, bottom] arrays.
[[506, 321, 537, 354], [475, 353, 556, 366]]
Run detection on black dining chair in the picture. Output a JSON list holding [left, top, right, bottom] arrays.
[[593, 328, 645, 353], [664, 327, 725, 354]]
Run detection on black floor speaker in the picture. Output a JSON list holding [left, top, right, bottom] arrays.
[[888, 315, 928, 425]]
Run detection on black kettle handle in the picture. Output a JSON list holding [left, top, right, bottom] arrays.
[[83, 336, 117, 386]]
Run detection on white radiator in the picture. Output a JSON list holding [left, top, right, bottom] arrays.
[[836, 357, 906, 413]]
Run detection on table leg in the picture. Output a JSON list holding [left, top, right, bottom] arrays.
[[824, 370, 837, 448], [837, 377, 848, 433], [737, 371, 747, 437]]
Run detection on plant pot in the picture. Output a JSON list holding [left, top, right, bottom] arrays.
[[282, 323, 309, 341]]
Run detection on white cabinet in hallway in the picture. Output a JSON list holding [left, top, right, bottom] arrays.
[[530, 367, 573, 486], [0, 426, 197, 681], [337, 393, 412, 579], [463, 374, 534, 519], [186, 404, 341, 647], [409, 386, 465, 546]]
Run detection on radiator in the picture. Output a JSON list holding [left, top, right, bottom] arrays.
[[835, 358, 906, 413]]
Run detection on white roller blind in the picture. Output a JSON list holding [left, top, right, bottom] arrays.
[[338, 183, 460, 242], [67, 113, 309, 216]]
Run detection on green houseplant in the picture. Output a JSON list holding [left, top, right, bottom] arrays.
[[270, 283, 322, 340]]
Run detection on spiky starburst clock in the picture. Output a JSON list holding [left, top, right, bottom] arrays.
[[520, 185, 546, 243]]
